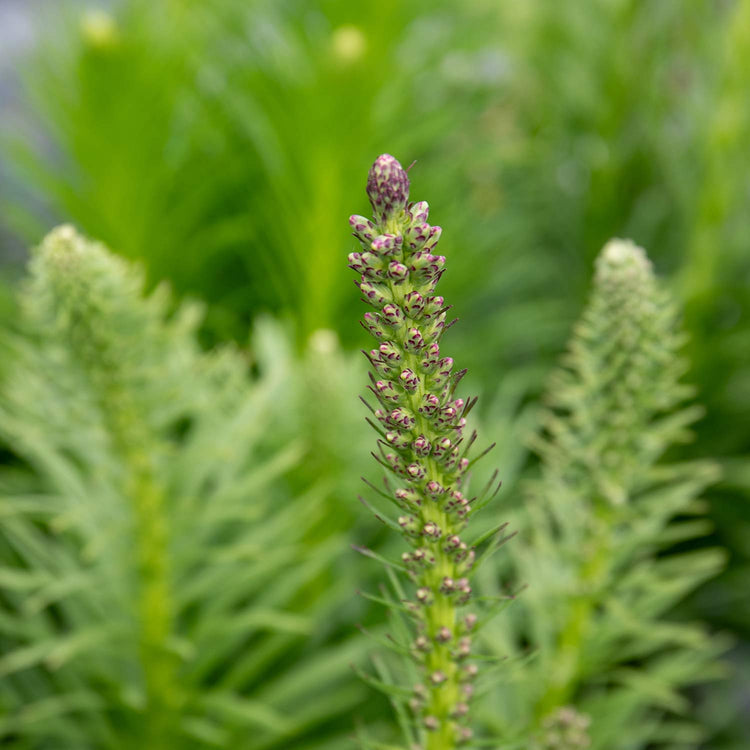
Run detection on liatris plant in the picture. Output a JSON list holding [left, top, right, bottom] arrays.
[[349, 155, 504, 749], [0, 227, 372, 750], [477, 240, 726, 748]]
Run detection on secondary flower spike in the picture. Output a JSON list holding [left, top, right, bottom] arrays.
[[350, 155, 499, 749]]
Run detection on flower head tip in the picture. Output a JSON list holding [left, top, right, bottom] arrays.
[[367, 154, 410, 223]]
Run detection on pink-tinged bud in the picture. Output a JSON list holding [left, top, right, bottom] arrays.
[[408, 200, 430, 224], [418, 393, 440, 416], [381, 303, 404, 326], [423, 295, 445, 318], [370, 233, 402, 256], [412, 435, 431, 457], [405, 222, 431, 250], [375, 379, 401, 403], [403, 290, 425, 318], [416, 587, 433, 604], [398, 515, 419, 534], [445, 535, 461, 550], [430, 670, 447, 685], [388, 407, 415, 429], [464, 613, 477, 631], [395, 487, 422, 507], [349, 214, 377, 244], [357, 280, 389, 308], [404, 327, 424, 352], [420, 342, 440, 371], [432, 436, 452, 459], [386, 453, 407, 476], [423, 522, 442, 539], [387, 261, 409, 283], [425, 480, 444, 497], [367, 154, 410, 222], [385, 430, 410, 448], [424, 225, 443, 251], [399, 368, 419, 391], [437, 626, 452, 643], [407, 462, 426, 480], [379, 341, 402, 361]]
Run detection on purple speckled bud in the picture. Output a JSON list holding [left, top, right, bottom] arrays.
[[409, 201, 430, 224], [371, 233, 402, 257], [349, 215, 377, 244], [403, 291, 425, 318], [367, 154, 410, 223]]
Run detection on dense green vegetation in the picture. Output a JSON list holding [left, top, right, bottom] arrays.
[[0, 1, 748, 747]]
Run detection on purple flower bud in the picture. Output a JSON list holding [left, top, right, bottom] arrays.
[[424, 225, 443, 251], [430, 670, 447, 685], [420, 342, 440, 371], [404, 327, 425, 353], [423, 295, 445, 318], [418, 393, 440, 416], [387, 261, 409, 283], [358, 280, 389, 308], [416, 587, 433, 604], [445, 535, 461, 550], [405, 222, 431, 250], [408, 201, 430, 224], [395, 487, 422, 507], [432, 436, 452, 459], [425, 480, 444, 497], [371, 233, 402, 256], [435, 404, 458, 428], [381, 303, 404, 326], [464, 613, 477, 631], [423, 522, 442, 539], [462, 664, 478, 681], [412, 435, 431, 457], [399, 368, 419, 391], [398, 515, 419, 534], [406, 462, 426, 480], [388, 407, 415, 429], [378, 341, 402, 362], [385, 430, 411, 448], [403, 290, 425, 318], [367, 154, 410, 222], [375, 379, 401, 404], [349, 214, 377, 244], [362, 312, 387, 339], [386, 453, 407, 476], [455, 636, 471, 659]]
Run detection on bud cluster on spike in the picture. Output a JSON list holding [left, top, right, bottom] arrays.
[[351, 155, 484, 749]]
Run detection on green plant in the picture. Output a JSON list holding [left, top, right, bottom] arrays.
[[476, 240, 726, 748], [350, 155, 507, 750], [0, 226, 373, 749]]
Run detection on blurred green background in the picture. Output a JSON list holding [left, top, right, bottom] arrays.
[[0, 0, 748, 747]]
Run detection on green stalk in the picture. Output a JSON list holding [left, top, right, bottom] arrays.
[[350, 157, 491, 748], [37, 227, 181, 746]]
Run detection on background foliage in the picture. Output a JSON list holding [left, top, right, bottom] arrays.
[[0, 0, 748, 747]]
